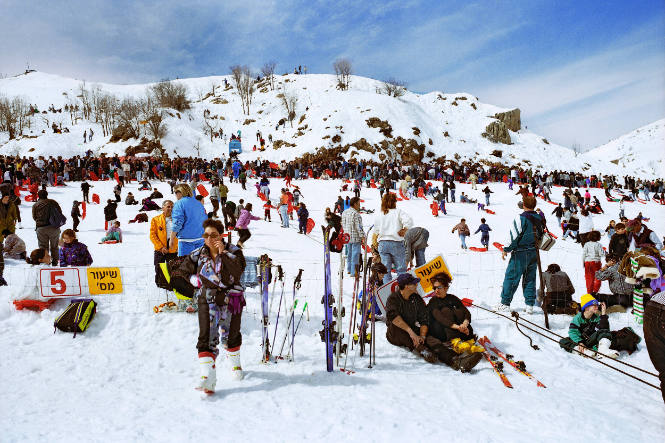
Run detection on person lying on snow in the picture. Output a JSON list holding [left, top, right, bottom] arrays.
[[59, 229, 93, 267], [459, 192, 477, 203], [139, 179, 152, 191], [140, 198, 160, 212], [385, 273, 482, 372], [100, 221, 122, 243], [149, 189, 163, 199]]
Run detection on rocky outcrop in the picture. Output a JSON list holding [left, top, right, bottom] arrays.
[[482, 121, 511, 144], [494, 108, 521, 132], [366, 117, 393, 138]]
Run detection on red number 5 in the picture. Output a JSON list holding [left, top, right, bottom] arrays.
[[50, 271, 66, 295]]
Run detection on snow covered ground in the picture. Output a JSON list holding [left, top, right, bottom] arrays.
[[1, 177, 664, 442]]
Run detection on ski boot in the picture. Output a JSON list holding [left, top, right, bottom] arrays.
[[597, 338, 619, 359], [414, 347, 437, 363], [464, 339, 485, 353], [227, 347, 244, 380], [450, 338, 471, 354], [196, 353, 217, 394], [450, 351, 482, 373]]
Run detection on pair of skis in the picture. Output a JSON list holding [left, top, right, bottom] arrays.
[[320, 226, 335, 372], [275, 269, 304, 361], [478, 336, 546, 389]]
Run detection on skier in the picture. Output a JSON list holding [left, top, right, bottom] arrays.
[[174, 219, 247, 395], [474, 218, 491, 249], [496, 196, 543, 314]]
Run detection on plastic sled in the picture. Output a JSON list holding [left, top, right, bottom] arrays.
[[493, 242, 504, 252], [469, 247, 488, 252], [197, 184, 209, 198], [13, 299, 57, 311], [306, 218, 315, 234]]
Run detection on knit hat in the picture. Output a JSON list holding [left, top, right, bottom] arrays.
[[580, 294, 598, 311]]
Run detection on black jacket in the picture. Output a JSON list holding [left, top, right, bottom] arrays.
[[386, 290, 428, 331]]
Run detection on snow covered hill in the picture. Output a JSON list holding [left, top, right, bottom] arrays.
[[586, 118, 665, 178], [0, 70, 625, 175]]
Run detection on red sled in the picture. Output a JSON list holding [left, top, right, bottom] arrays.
[[82, 201, 87, 219], [199, 173, 208, 182], [89, 171, 99, 181], [484, 209, 496, 215], [417, 188, 425, 199], [92, 194, 100, 204], [469, 247, 488, 252], [306, 218, 315, 234], [152, 166, 159, 176], [13, 299, 57, 312], [547, 200, 558, 205], [102, 240, 120, 244], [399, 189, 409, 200], [24, 195, 36, 202], [369, 180, 377, 189], [258, 192, 267, 201], [196, 184, 209, 197], [114, 171, 120, 184], [269, 162, 279, 170], [493, 242, 504, 252]]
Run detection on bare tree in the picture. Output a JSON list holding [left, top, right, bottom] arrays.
[[202, 109, 215, 142], [279, 87, 298, 128], [78, 82, 92, 120], [0, 95, 30, 139], [261, 61, 277, 90], [117, 97, 143, 139], [229, 65, 255, 115], [381, 77, 407, 97], [150, 79, 191, 111], [333, 58, 352, 90], [142, 92, 167, 140]]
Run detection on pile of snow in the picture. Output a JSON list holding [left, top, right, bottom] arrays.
[[1, 175, 663, 440], [586, 119, 665, 178], [0, 71, 623, 174]]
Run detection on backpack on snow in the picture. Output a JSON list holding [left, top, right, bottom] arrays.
[[54, 299, 97, 337]]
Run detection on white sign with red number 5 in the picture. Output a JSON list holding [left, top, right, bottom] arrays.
[[39, 268, 83, 298]]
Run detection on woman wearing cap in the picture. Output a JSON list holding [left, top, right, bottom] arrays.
[[373, 193, 413, 284], [558, 294, 618, 358]]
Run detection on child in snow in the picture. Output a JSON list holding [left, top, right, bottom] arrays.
[[125, 192, 139, 205], [139, 179, 152, 191], [474, 218, 492, 249], [71, 200, 82, 232], [113, 184, 121, 202], [263, 200, 272, 222], [451, 218, 470, 249], [59, 229, 93, 267], [582, 230, 604, 294], [297, 203, 309, 234], [3, 230, 26, 259], [558, 294, 619, 358], [100, 221, 122, 243]]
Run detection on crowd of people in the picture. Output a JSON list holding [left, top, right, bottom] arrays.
[[0, 151, 663, 400]]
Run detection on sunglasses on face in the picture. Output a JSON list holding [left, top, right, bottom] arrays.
[[202, 232, 220, 239], [432, 284, 449, 290]]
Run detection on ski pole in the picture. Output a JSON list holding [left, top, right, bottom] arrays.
[[277, 299, 298, 359], [290, 269, 303, 361]]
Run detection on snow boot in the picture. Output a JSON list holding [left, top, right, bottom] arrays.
[[196, 353, 216, 394], [418, 347, 438, 363], [524, 305, 534, 314], [450, 338, 471, 354], [450, 351, 482, 373], [597, 338, 619, 359], [227, 348, 244, 380], [494, 303, 510, 312]]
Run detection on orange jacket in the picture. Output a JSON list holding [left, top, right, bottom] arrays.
[[150, 213, 178, 253]]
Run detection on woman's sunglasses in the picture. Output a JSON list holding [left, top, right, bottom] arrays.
[[202, 232, 220, 239]]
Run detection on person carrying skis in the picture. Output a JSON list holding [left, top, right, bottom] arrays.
[[558, 294, 619, 358], [474, 218, 491, 249], [173, 219, 247, 395], [425, 272, 484, 371], [496, 196, 543, 314]]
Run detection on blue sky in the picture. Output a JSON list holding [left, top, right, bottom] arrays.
[[1, 0, 663, 149]]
